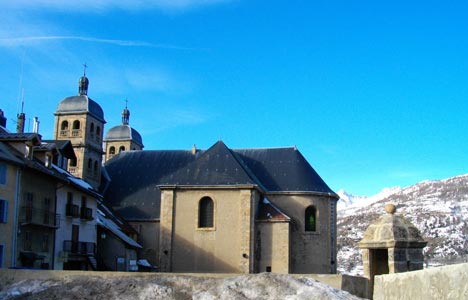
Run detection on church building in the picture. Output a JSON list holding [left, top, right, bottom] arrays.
[[56, 73, 340, 274]]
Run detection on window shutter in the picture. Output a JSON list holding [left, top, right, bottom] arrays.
[[0, 200, 7, 223], [0, 163, 6, 185]]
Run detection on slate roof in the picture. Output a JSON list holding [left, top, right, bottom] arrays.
[[165, 141, 257, 186], [103, 141, 338, 221], [0, 141, 24, 165], [0, 133, 41, 144], [0, 140, 68, 183], [257, 197, 290, 222], [42, 140, 76, 160], [235, 147, 334, 193], [55, 95, 105, 123], [0, 135, 99, 196], [102, 149, 198, 220], [104, 124, 143, 147]]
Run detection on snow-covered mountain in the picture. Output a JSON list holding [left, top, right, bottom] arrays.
[[337, 174, 468, 275]]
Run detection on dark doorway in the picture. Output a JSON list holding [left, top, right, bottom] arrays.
[[72, 225, 79, 253], [370, 249, 389, 276]]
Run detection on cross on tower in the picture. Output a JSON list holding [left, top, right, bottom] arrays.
[[83, 63, 88, 76], [125, 98, 128, 109]]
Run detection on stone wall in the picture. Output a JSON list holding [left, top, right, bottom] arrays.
[[268, 194, 334, 274], [373, 263, 468, 300], [0, 269, 369, 299]]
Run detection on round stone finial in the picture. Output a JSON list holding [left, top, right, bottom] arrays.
[[385, 203, 396, 214]]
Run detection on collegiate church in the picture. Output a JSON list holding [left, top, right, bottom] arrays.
[[55, 73, 339, 274]]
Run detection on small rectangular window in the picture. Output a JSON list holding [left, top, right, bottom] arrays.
[[0, 200, 7, 223], [0, 163, 6, 185], [67, 192, 73, 205]]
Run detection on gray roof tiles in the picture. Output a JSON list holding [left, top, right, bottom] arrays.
[[104, 125, 143, 147], [103, 141, 337, 220], [55, 95, 105, 122]]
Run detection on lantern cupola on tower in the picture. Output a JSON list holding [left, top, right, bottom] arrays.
[[121, 100, 130, 125], [104, 100, 144, 162], [78, 64, 89, 96]]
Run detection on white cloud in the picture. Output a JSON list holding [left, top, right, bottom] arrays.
[[2, 0, 231, 12], [0, 36, 199, 50]]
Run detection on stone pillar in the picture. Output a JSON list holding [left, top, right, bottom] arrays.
[[361, 248, 370, 278], [159, 189, 175, 272], [239, 189, 253, 273]]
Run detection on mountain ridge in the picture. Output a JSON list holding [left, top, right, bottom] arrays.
[[336, 173, 468, 275]]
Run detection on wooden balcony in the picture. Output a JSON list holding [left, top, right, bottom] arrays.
[[19, 207, 60, 228], [66, 204, 80, 218], [63, 241, 96, 255], [80, 207, 93, 220]]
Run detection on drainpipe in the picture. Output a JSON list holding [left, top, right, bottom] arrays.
[[11, 168, 22, 267]]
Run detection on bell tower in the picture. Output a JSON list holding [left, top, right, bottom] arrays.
[[54, 68, 106, 189], [104, 100, 144, 162]]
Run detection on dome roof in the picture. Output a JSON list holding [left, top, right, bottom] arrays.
[[359, 204, 427, 249], [104, 124, 143, 147], [55, 95, 105, 122]]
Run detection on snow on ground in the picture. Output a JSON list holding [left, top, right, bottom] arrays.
[[0, 273, 363, 300]]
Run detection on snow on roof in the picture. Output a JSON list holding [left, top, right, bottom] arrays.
[[96, 209, 142, 249], [52, 164, 95, 191], [137, 259, 152, 267]]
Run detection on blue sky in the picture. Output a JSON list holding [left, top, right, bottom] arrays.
[[1, 0, 467, 196]]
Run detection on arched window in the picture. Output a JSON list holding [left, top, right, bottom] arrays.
[[96, 126, 101, 136], [90, 122, 95, 133], [305, 206, 317, 232], [88, 158, 92, 170], [119, 146, 125, 153], [61, 121, 69, 130], [72, 120, 80, 130], [198, 197, 214, 228], [109, 146, 115, 155]]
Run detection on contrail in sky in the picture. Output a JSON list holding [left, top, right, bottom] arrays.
[[0, 36, 200, 50]]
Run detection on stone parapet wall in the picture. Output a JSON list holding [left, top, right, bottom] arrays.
[[373, 263, 468, 300], [0, 270, 369, 299]]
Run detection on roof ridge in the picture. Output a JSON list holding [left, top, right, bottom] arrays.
[[228, 147, 267, 191], [233, 145, 297, 151]]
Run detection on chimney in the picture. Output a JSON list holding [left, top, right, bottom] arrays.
[[17, 112, 25, 133], [191, 144, 197, 155], [32, 116, 40, 133], [0, 109, 6, 128]]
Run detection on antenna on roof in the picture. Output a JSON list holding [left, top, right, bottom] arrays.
[[17, 50, 26, 115], [20, 89, 24, 113]]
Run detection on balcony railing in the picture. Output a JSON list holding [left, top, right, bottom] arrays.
[[71, 129, 82, 137], [80, 207, 93, 220], [66, 204, 80, 218], [63, 241, 96, 255], [60, 130, 69, 137], [19, 207, 60, 228], [68, 167, 78, 176]]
